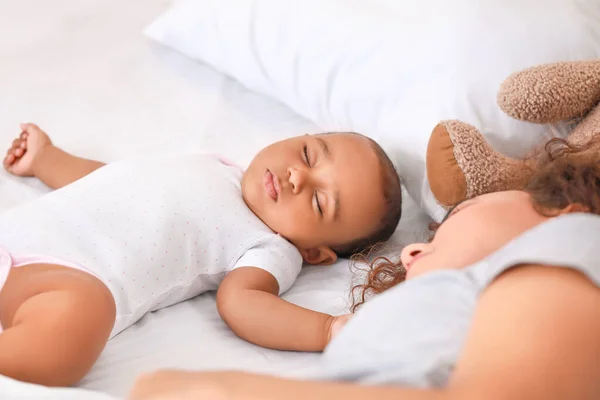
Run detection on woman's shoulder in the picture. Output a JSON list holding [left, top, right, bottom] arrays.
[[469, 213, 600, 290]]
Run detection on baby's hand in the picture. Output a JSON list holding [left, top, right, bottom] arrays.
[[4, 123, 52, 177], [327, 313, 352, 345]]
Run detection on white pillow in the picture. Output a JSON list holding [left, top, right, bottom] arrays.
[[145, 0, 600, 220]]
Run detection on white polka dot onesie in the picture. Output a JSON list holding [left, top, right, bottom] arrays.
[[0, 155, 303, 337]]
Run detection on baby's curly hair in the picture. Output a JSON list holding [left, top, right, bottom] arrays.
[[330, 133, 402, 258], [350, 133, 600, 312]]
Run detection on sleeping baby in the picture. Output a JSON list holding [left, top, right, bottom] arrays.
[[0, 123, 402, 387]]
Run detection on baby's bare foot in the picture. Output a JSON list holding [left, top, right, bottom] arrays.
[[4, 123, 53, 177]]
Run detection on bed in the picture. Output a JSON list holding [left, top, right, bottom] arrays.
[[0, 1, 432, 398]]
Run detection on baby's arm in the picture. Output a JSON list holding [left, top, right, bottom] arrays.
[[4, 123, 105, 189], [216, 267, 348, 351]]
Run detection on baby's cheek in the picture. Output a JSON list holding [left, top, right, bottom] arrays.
[[284, 223, 321, 247], [284, 220, 311, 238]]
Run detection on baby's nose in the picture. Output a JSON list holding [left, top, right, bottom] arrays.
[[287, 167, 308, 194]]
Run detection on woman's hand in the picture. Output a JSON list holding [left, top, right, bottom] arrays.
[[128, 370, 236, 400]]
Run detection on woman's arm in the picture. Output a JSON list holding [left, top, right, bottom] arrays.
[[216, 267, 346, 352], [448, 264, 600, 399], [128, 370, 451, 400], [129, 263, 600, 400]]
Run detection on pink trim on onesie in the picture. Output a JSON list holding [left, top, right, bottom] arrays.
[[210, 154, 244, 172], [0, 246, 100, 333]]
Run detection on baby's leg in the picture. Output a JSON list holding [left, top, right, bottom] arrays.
[[0, 263, 115, 386], [3, 123, 106, 189]]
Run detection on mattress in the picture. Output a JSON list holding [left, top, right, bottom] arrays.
[[0, 0, 432, 398]]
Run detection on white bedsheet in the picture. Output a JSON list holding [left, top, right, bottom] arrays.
[[0, 0, 431, 398]]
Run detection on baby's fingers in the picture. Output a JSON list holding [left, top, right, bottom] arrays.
[[4, 153, 15, 169], [20, 123, 41, 134], [10, 135, 27, 153]]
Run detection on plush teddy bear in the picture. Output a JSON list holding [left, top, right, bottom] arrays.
[[426, 59, 600, 208]]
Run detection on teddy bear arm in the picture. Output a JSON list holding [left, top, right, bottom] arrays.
[[497, 60, 600, 124], [427, 121, 534, 207]]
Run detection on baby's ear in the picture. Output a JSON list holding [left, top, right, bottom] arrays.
[[299, 246, 337, 265]]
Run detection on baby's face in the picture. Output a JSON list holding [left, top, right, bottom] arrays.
[[242, 133, 386, 263]]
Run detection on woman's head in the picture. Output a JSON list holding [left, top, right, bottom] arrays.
[[352, 135, 600, 310], [242, 132, 402, 265]]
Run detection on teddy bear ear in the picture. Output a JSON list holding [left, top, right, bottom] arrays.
[[426, 123, 467, 207], [498, 60, 600, 124]]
